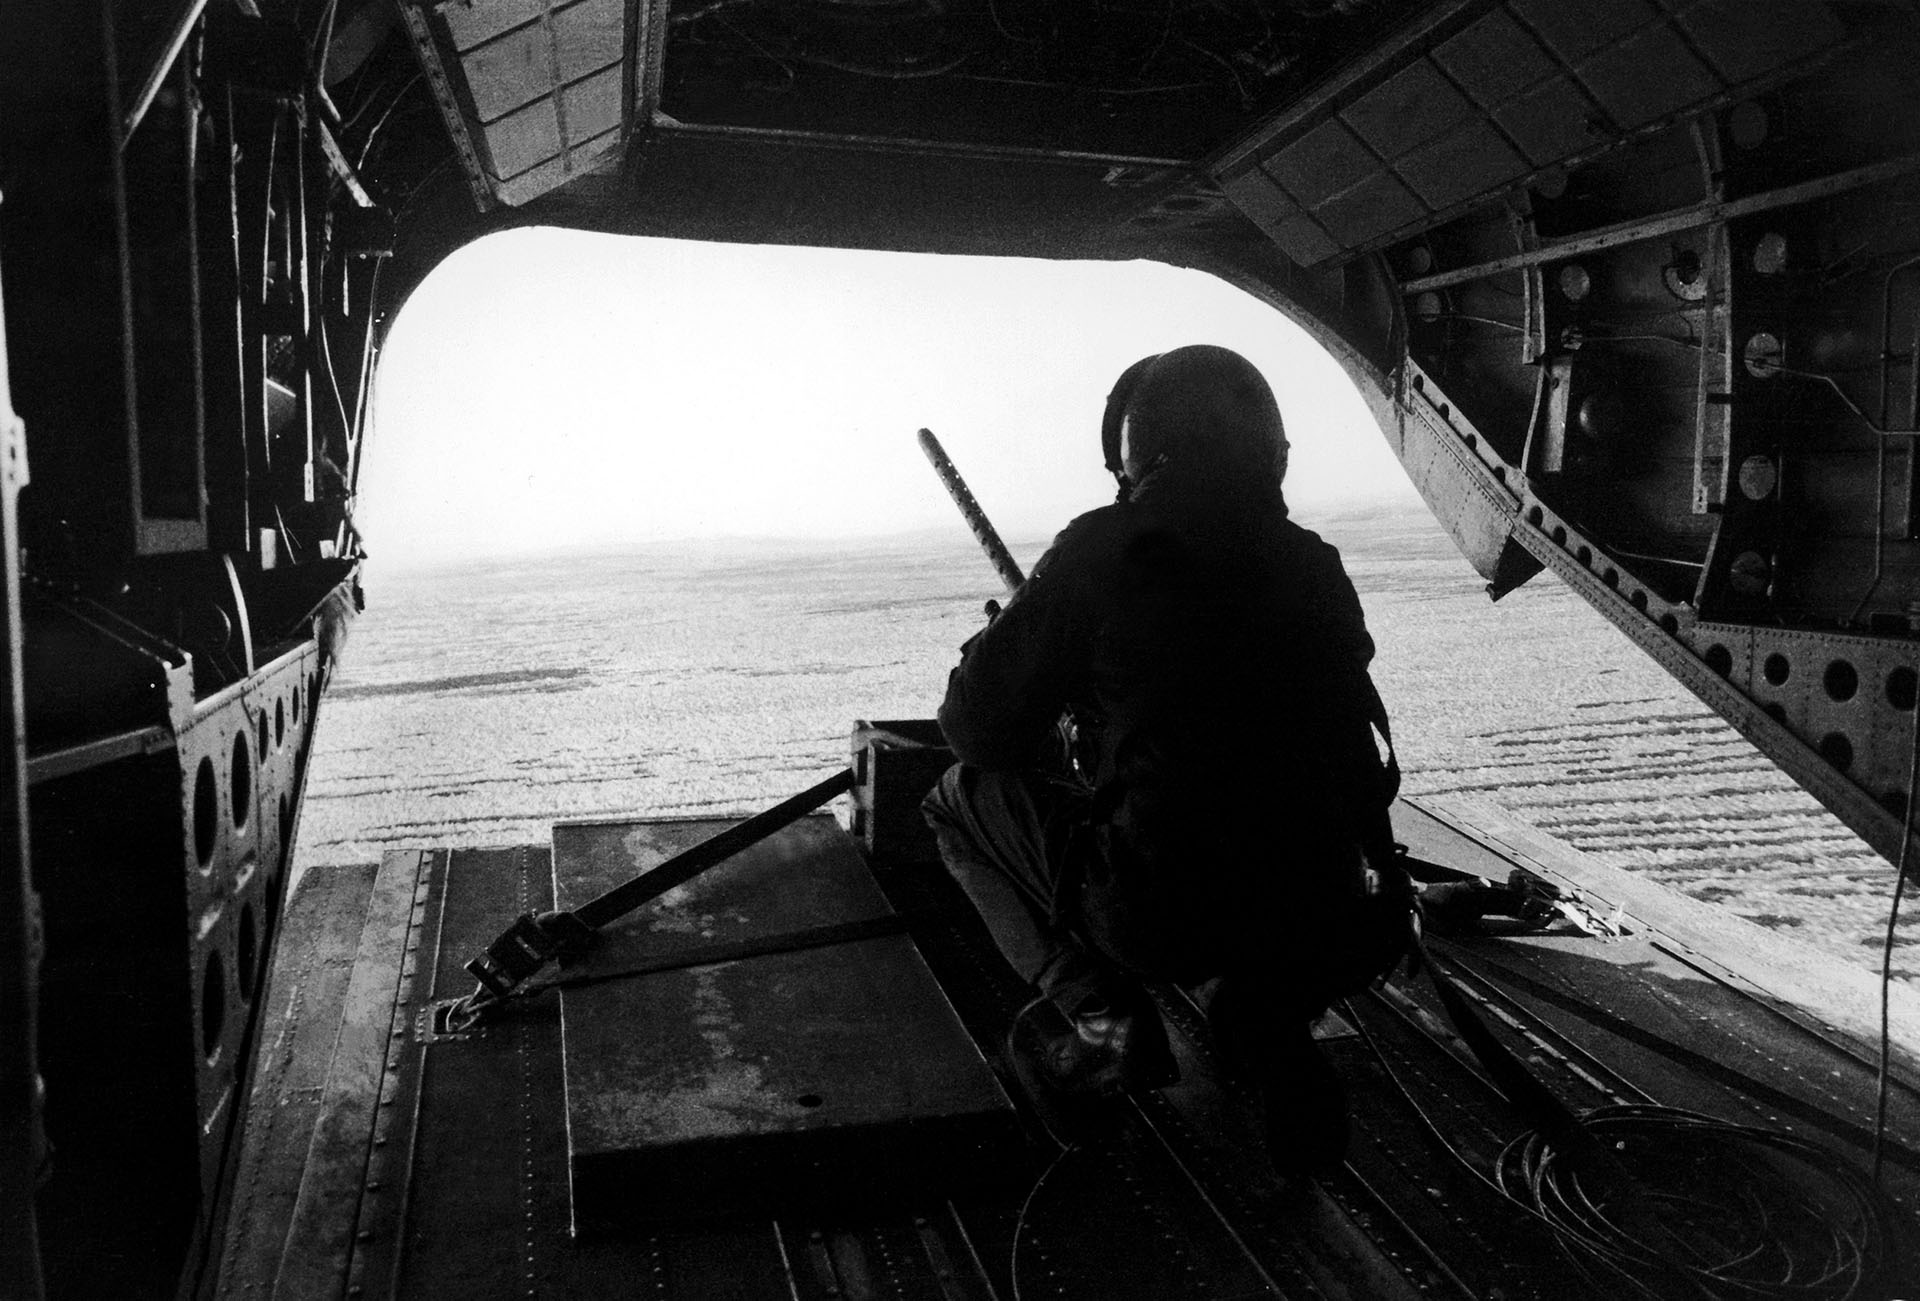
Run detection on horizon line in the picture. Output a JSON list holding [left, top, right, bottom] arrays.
[[362, 493, 1437, 575]]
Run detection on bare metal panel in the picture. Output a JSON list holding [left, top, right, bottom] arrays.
[[552, 816, 1017, 1232], [562, 934, 1018, 1231]]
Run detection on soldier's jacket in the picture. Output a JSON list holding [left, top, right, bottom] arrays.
[[937, 470, 1398, 982]]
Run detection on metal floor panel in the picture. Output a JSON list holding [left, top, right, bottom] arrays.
[[552, 814, 1021, 1233], [402, 844, 1035, 1300], [221, 797, 1920, 1299], [393, 839, 1363, 1299], [219, 861, 380, 1299], [1396, 801, 1920, 1216], [562, 933, 1023, 1231], [220, 850, 442, 1300]]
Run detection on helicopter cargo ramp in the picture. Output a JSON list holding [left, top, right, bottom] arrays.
[[218, 794, 1920, 1300]]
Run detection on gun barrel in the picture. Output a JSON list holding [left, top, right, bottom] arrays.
[[917, 428, 1025, 593]]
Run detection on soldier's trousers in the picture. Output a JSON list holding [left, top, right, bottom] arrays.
[[921, 761, 1406, 1021], [920, 763, 1106, 1004]]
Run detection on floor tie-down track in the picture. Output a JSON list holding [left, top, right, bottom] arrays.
[[224, 790, 1920, 1299]]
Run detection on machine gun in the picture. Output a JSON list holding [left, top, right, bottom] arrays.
[[917, 429, 1087, 777], [917, 429, 1026, 597]]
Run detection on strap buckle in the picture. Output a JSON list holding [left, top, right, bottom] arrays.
[[463, 909, 593, 1000]]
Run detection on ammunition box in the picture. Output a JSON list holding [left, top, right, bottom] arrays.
[[849, 719, 952, 866]]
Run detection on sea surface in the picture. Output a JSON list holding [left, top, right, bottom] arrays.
[[299, 504, 1920, 983]]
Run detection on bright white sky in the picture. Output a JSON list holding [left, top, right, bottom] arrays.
[[359, 227, 1419, 568]]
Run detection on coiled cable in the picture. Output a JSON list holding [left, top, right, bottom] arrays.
[[1348, 979, 1918, 1300], [1494, 1102, 1910, 1299]]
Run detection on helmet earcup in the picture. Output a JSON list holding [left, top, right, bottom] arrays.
[[1102, 354, 1162, 486]]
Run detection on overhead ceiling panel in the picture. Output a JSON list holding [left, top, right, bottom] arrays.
[[400, 0, 639, 207], [1212, 0, 1859, 270]]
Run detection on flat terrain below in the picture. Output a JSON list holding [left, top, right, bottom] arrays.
[[299, 503, 1920, 983]]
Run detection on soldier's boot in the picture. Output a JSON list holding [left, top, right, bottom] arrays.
[[1208, 982, 1349, 1177], [1006, 989, 1179, 1101]]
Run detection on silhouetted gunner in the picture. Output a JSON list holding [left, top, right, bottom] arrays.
[[924, 345, 1412, 1173]]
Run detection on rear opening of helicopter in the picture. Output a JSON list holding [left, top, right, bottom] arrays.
[[298, 227, 1416, 878], [304, 227, 1910, 998], [219, 227, 1920, 1301]]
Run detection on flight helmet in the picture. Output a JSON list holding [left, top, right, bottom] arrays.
[[1100, 345, 1289, 499]]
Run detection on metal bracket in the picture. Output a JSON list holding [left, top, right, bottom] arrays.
[[1509, 869, 1626, 939], [1418, 869, 1626, 940], [462, 909, 593, 1001]]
